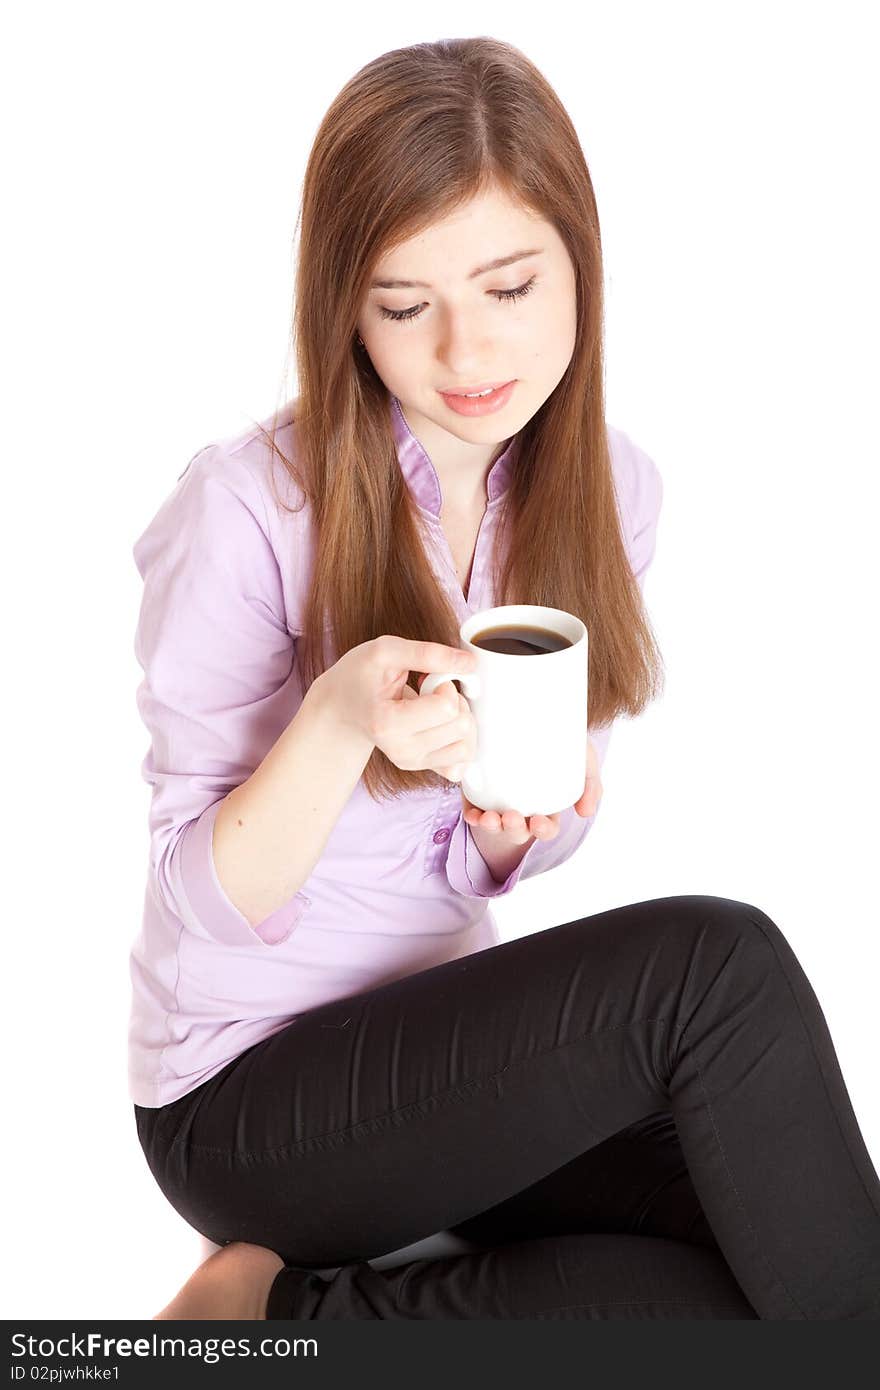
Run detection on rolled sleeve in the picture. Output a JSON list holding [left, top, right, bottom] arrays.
[[170, 798, 310, 947], [444, 813, 525, 898], [445, 805, 600, 898]]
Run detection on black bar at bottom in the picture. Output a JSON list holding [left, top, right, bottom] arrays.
[[4, 1320, 878, 1387]]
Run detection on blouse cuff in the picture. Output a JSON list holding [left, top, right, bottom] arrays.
[[444, 813, 541, 898], [175, 798, 309, 946]]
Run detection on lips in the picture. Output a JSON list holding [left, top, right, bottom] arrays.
[[438, 380, 517, 415], [441, 381, 511, 396]]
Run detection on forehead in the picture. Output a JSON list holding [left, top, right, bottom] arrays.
[[377, 187, 550, 269]]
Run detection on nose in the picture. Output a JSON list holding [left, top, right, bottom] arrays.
[[435, 307, 494, 375]]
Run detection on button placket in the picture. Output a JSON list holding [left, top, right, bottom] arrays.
[[423, 786, 461, 875]]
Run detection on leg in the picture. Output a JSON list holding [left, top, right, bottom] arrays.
[[264, 1232, 756, 1320], [266, 1111, 748, 1320], [449, 1108, 720, 1250], [135, 895, 880, 1319]]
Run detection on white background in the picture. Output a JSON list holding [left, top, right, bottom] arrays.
[[3, 1, 877, 1320]]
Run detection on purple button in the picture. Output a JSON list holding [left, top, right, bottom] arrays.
[[432, 827, 451, 844]]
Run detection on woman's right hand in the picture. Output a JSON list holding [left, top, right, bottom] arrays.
[[313, 635, 479, 779]]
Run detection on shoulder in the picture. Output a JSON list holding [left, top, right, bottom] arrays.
[[180, 394, 301, 480], [606, 422, 663, 538], [133, 400, 310, 581], [168, 399, 309, 548]]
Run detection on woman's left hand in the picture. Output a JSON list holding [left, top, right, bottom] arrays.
[[461, 736, 602, 843]]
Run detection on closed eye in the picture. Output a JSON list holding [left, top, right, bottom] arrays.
[[379, 275, 538, 324]]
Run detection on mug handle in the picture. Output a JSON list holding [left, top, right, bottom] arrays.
[[420, 670, 482, 701], [419, 669, 485, 797]]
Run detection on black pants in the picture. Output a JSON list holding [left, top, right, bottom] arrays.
[[134, 895, 880, 1319]]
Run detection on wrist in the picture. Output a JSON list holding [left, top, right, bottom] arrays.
[[468, 819, 536, 885], [304, 672, 375, 756]]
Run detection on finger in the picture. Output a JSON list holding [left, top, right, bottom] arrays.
[[387, 643, 473, 710], [499, 813, 535, 845], [395, 679, 464, 735], [529, 815, 559, 840], [378, 637, 478, 681], [431, 737, 473, 773]]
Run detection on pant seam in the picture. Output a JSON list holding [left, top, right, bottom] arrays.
[[171, 1015, 670, 1161]]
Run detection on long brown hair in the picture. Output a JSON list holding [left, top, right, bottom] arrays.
[[253, 36, 664, 804]]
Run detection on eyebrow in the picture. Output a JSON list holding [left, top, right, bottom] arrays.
[[369, 248, 544, 290]]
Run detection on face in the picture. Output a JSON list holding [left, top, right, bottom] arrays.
[[357, 184, 578, 488]]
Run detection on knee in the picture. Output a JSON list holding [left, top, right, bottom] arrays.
[[668, 894, 791, 967]]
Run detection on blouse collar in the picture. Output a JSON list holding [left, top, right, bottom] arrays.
[[389, 393, 519, 518]]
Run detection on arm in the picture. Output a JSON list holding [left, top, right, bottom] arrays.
[[444, 722, 612, 897], [212, 676, 374, 929], [133, 443, 371, 947], [444, 436, 663, 900]]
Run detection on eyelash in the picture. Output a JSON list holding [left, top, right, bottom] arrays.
[[379, 275, 538, 324]]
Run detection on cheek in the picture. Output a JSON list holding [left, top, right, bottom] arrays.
[[525, 310, 568, 362], [364, 333, 404, 381], [552, 288, 578, 344], [372, 330, 423, 372], [535, 294, 577, 366]]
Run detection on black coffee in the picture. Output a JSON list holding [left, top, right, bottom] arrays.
[[470, 623, 573, 656]]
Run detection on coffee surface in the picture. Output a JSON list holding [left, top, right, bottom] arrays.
[[470, 623, 573, 656]]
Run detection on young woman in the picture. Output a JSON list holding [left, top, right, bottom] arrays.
[[131, 37, 880, 1319]]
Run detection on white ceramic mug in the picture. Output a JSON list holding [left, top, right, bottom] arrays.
[[420, 603, 588, 816]]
